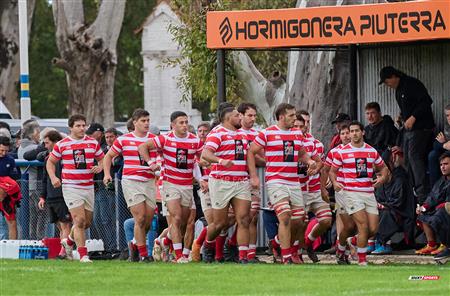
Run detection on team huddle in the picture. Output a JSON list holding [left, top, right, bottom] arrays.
[[42, 102, 388, 265]]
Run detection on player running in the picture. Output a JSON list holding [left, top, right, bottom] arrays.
[[103, 109, 157, 263], [47, 114, 104, 263], [329, 121, 389, 266], [139, 111, 203, 263]]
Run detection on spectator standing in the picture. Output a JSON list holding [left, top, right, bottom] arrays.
[[379, 66, 435, 203], [428, 103, 450, 186], [364, 102, 399, 158], [330, 113, 351, 149]]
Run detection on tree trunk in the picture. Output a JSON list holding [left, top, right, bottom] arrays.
[[0, 0, 36, 118], [52, 0, 125, 127]]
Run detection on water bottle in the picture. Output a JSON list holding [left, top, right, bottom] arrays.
[[30, 246, 36, 259], [24, 246, 29, 259], [19, 246, 23, 259], [43, 247, 49, 259]]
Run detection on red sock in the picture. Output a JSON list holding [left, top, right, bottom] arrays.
[[78, 246, 87, 259], [238, 245, 248, 260], [336, 244, 346, 256], [228, 228, 238, 246], [368, 240, 375, 247], [428, 241, 437, 248], [272, 237, 280, 249], [137, 245, 148, 258], [130, 242, 138, 251], [196, 227, 207, 246], [215, 235, 227, 260], [67, 236, 75, 246], [281, 248, 292, 263], [163, 237, 172, 247], [248, 244, 256, 260], [173, 243, 183, 260], [351, 236, 357, 246], [291, 243, 300, 255], [357, 247, 367, 263]]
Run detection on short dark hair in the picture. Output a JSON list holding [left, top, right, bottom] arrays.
[[274, 103, 295, 121], [439, 152, 450, 162], [132, 108, 150, 121], [297, 110, 309, 117], [365, 102, 381, 113], [220, 107, 235, 123], [170, 111, 187, 123], [105, 127, 120, 136], [349, 121, 364, 131], [237, 103, 257, 115], [126, 118, 134, 132], [197, 122, 211, 131], [339, 124, 350, 133], [0, 136, 11, 147], [0, 121, 10, 132], [445, 103, 450, 111], [44, 130, 63, 143], [68, 114, 86, 128], [217, 102, 234, 114], [295, 114, 305, 122]]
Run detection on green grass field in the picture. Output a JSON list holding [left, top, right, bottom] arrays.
[[1, 260, 449, 296]]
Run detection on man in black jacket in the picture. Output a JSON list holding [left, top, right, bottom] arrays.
[[37, 130, 72, 259], [379, 66, 435, 204]]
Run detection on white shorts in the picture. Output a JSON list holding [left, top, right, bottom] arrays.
[[198, 189, 212, 212], [122, 179, 156, 209], [342, 190, 378, 216], [161, 181, 193, 208], [208, 178, 251, 210], [62, 186, 95, 212], [267, 183, 304, 207], [304, 191, 329, 212], [335, 190, 347, 215]]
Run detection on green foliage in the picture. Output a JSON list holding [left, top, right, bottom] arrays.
[[167, 0, 296, 117]]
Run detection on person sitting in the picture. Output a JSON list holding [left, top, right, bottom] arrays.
[[416, 152, 450, 256], [428, 103, 450, 187], [373, 150, 415, 254]]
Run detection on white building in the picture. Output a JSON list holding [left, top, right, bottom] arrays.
[[141, 1, 202, 130]]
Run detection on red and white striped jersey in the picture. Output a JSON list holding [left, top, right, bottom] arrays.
[[204, 126, 249, 181], [254, 125, 315, 186], [240, 128, 258, 146], [110, 132, 157, 182], [50, 136, 104, 189], [299, 133, 324, 193], [325, 144, 345, 183], [152, 131, 203, 186], [331, 143, 384, 193]]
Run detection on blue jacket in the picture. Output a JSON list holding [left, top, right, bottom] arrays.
[[0, 154, 21, 180]]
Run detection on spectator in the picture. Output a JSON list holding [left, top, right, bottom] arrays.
[[105, 128, 120, 149], [329, 113, 351, 149], [364, 102, 399, 158], [379, 66, 435, 203], [416, 152, 450, 257], [0, 136, 20, 239], [18, 121, 46, 239], [373, 150, 415, 254], [197, 122, 211, 142], [428, 103, 450, 186], [37, 130, 72, 258]]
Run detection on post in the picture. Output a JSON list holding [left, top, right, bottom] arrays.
[[18, 0, 31, 123], [216, 49, 226, 105], [348, 44, 358, 119]]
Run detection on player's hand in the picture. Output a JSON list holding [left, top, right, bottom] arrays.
[[90, 165, 103, 174], [200, 180, 209, 193], [38, 198, 45, 210], [198, 159, 210, 167], [220, 159, 234, 168], [149, 163, 160, 172], [333, 181, 344, 192], [103, 175, 112, 186], [391, 146, 402, 154], [250, 175, 260, 190], [51, 177, 62, 188], [372, 176, 385, 188]]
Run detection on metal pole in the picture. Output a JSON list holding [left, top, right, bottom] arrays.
[[348, 44, 358, 119], [18, 0, 31, 123], [216, 49, 226, 105]]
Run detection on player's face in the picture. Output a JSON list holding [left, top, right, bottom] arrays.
[[134, 116, 150, 134], [283, 109, 296, 128], [293, 120, 307, 134], [365, 108, 381, 125], [440, 157, 450, 177], [241, 108, 256, 129], [70, 120, 86, 139], [445, 109, 450, 125], [339, 128, 350, 145], [349, 125, 363, 144], [197, 126, 209, 141], [229, 110, 242, 129], [43, 137, 56, 151], [301, 114, 310, 132], [105, 132, 117, 147], [0, 144, 9, 158], [173, 116, 189, 136]]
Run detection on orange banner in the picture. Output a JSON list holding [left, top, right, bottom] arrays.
[[207, 1, 450, 49]]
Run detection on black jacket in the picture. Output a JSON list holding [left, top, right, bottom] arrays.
[[38, 150, 64, 202], [364, 115, 399, 155], [395, 75, 435, 130], [423, 177, 450, 211]]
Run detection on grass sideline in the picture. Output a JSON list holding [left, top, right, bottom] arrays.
[[1, 260, 448, 296]]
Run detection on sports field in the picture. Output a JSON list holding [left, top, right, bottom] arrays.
[[1, 260, 448, 296]]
